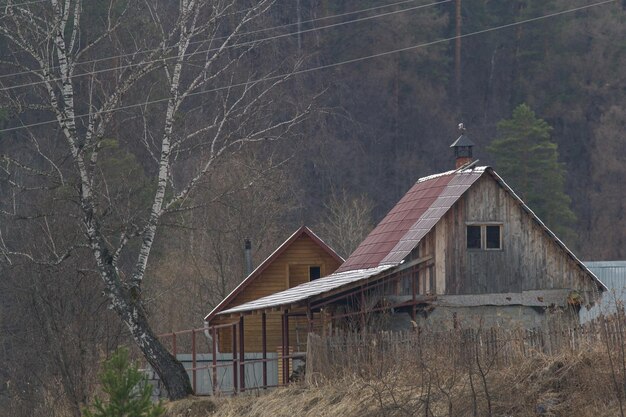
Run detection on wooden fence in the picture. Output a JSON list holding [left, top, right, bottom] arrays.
[[305, 316, 626, 383]]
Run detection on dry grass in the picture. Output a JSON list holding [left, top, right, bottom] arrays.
[[203, 383, 380, 417], [163, 396, 217, 417], [165, 331, 625, 417], [161, 350, 622, 417]]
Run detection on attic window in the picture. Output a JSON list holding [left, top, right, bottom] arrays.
[[467, 226, 481, 249], [309, 266, 321, 281], [467, 224, 503, 250], [486, 225, 501, 249]]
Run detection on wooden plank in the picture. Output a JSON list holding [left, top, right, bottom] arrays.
[[435, 221, 446, 294], [389, 255, 433, 274], [438, 174, 596, 301], [435, 289, 573, 307]]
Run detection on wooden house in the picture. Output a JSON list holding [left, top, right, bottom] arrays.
[[208, 131, 607, 388], [204, 226, 343, 353], [214, 133, 606, 329]]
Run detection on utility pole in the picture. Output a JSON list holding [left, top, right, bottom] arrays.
[[296, 0, 302, 53], [455, 0, 462, 98]]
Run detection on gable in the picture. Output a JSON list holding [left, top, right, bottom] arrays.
[[437, 172, 604, 295], [486, 170, 605, 292], [205, 227, 343, 321]]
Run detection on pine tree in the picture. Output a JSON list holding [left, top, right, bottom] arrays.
[[83, 348, 165, 417], [488, 104, 576, 243]]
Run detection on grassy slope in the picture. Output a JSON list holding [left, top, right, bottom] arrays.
[[164, 348, 623, 417]]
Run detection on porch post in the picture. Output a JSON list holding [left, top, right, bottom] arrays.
[[239, 315, 245, 392], [281, 309, 290, 385], [231, 322, 238, 394], [307, 303, 313, 333], [411, 267, 417, 321], [191, 328, 197, 393], [211, 324, 217, 394], [360, 289, 366, 331], [262, 312, 267, 388], [285, 310, 290, 383]]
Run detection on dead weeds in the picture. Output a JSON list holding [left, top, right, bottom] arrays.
[[164, 339, 624, 417]]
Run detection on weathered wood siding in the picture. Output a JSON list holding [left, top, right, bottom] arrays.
[[434, 174, 598, 297], [212, 235, 341, 352]]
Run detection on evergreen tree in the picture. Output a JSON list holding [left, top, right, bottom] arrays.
[[488, 104, 576, 243], [83, 348, 164, 417]]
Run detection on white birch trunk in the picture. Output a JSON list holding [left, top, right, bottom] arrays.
[[1, 0, 302, 401]]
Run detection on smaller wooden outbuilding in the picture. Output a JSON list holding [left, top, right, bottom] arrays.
[[204, 226, 343, 354]]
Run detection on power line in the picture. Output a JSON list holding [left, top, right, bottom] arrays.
[[1, 0, 49, 7], [0, 0, 435, 81], [0, 0, 448, 90], [0, 0, 616, 135], [230, 0, 427, 38]]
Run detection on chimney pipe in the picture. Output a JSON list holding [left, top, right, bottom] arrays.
[[450, 123, 475, 169], [244, 238, 253, 276]]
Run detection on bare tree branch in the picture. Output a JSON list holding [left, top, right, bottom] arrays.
[[0, 0, 308, 400]]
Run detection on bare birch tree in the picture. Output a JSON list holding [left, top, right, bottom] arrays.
[[0, 0, 309, 399]]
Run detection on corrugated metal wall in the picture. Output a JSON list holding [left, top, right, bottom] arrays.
[[145, 353, 280, 397], [580, 261, 626, 322]]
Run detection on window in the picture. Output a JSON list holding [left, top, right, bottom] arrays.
[[309, 266, 321, 280], [467, 225, 482, 249], [466, 224, 502, 250], [486, 225, 501, 249]]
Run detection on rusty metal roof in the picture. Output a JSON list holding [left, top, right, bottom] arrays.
[[218, 265, 395, 316], [337, 167, 486, 272]]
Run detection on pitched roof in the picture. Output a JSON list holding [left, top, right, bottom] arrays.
[[213, 166, 606, 317], [204, 226, 343, 322], [337, 167, 486, 272], [216, 167, 488, 316], [450, 134, 475, 148]]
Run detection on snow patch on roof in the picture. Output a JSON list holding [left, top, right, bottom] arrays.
[[416, 166, 486, 184]]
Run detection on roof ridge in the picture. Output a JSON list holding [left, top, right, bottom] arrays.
[[416, 165, 487, 184]]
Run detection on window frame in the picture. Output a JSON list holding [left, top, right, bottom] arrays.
[[309, 265, 322, 281], [465, 222, 503, 251], [485, 225, 502, 250], [466, 225, 482, 249]]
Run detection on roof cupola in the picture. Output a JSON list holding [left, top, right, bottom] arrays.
[[450, 123, 475, 169]]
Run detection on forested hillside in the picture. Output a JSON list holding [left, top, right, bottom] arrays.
[[0, 0, 625, 415]]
